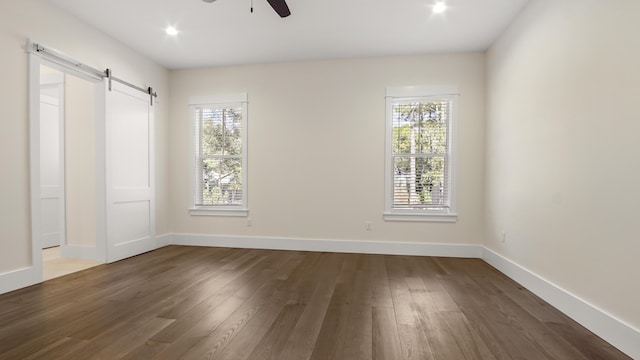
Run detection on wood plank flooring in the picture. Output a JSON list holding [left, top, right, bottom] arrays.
[[0, 246, 630, 359]]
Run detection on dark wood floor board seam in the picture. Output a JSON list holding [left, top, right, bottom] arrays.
[[180, 286, 291, 359], [149, 268, 281, 344]]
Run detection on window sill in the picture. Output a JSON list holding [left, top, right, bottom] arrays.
[[189, 207, 248, 217], [383, 212, 457, 223]]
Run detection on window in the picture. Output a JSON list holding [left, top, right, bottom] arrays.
[[189, 94, 248, 216], [384, 86, 458, 222]]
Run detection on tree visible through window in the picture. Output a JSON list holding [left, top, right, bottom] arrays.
[[392, 100, 449, 208], [385, 86, 457, 220], [192, 96, 247, 211]]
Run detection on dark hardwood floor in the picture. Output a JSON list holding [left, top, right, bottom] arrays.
[[0, 246, 629, 359]]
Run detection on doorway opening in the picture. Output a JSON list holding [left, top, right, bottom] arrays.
[[38, 64, 102, 280]]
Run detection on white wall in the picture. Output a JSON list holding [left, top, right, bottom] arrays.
[[169, 54, 486, 244], [0, 0, 169, 274], [486, 0, 640, 331]]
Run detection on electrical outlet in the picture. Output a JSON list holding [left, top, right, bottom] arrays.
[[247, 218, 252, 227], [366, 221, 373, 231], [501, 231, 506, 243]]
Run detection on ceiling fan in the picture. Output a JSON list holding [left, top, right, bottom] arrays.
[[202, 0, 291, 18]]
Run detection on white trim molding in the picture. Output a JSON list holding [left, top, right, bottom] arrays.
[[0, 267, 41, 295], [384, 85, 459, 222], [156, 234, 174, 248], [169, 234, 638, 358], [189, 93, 249, 217], [481, 247, 640, 359], [0, 234, 174, 296], [386, 85, 460, 98], [189, 208, 249, 217], [1, 231, 636, 358], [383, 212, 457, 222], [172, 234, 482, 258]]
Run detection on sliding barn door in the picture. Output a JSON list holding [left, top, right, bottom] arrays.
[[105, 82, 155, 263]]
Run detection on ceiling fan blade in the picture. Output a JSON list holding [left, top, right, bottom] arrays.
[[265, 0, 291, 17]]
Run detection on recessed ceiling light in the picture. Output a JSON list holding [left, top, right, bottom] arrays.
[[165, 26, 179, 36], [433, 1, 447, 14]]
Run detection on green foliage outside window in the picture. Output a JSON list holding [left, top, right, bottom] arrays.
[[392, 101, 448, 207], [200, 107, 243, 206]]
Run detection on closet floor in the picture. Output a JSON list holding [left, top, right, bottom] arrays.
[[42, 246, 101, 281]]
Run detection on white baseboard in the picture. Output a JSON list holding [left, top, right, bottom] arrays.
[[1, 234, 173, 296], [3, 233, 636, 358], [169, 233, 638, 358], [0, 266, 40, 295], [156, 234, 174, 248], [172, 234, 482, 258], [61, 244, 100, 261], [481, 247, 639, 359]]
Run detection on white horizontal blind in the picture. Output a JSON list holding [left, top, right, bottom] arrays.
[[193, 103, 245, 207], [390, 97, 451, 210]]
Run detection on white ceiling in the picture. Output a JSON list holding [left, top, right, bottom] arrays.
[[48, 0, 530, 69]]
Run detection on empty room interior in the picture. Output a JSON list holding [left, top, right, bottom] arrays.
[[1, 0, 639, 359]]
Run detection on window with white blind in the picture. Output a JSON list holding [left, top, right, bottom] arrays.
[[189, 94, 248, 216], [384, 86, 458, 222]]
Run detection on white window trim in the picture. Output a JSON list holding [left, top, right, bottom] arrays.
[[384, 86, 458, 222], [189, 208, 249, 217], [189, 93, 249, 217]]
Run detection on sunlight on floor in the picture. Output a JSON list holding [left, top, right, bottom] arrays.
[[43, 247, 101, 281]]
